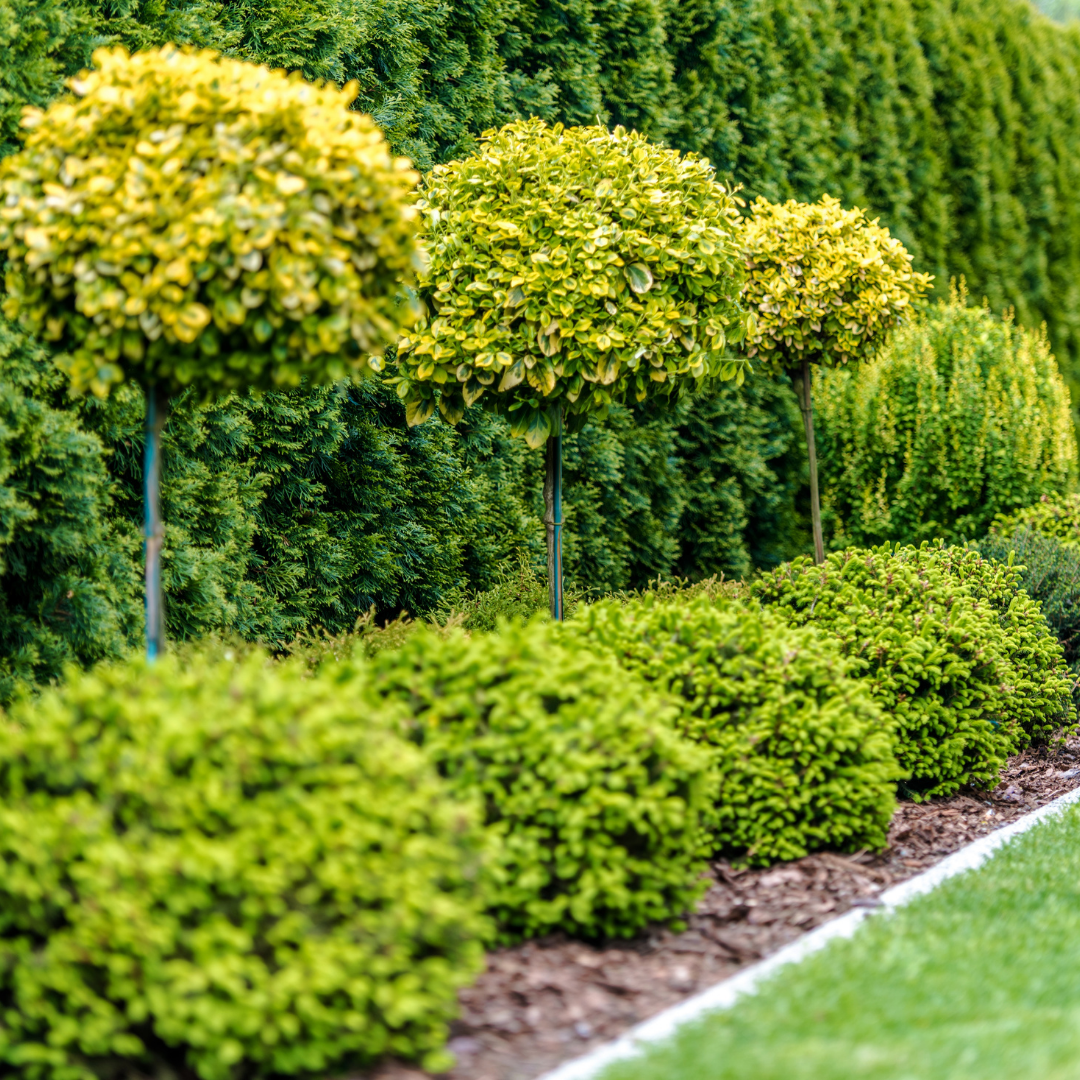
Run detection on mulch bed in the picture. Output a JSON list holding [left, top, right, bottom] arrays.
[[370, 734, 1080, 1080]]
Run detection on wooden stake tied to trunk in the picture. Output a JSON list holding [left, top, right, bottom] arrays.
[[542, 405, 565, 620], [791, 360, 825, 565]]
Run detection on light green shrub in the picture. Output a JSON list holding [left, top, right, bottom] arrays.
[[561, 593, 900, 864], [0, 650, 487, 1079], [815, 293, 1078, 547], [753, 544, 1074, 798], [367, 618, 717, 940], [992, 493, 1080, 551]]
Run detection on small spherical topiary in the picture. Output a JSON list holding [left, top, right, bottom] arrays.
[[753, 543, 1074, 799], [561, 593, 901, 864], [0, 46, 423, 397], [0, 650, 487, 1079], [367, 618, 718, 940], [391, 118, 749, 446], [740, 194, 933, 372]]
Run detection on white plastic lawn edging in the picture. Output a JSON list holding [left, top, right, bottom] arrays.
[[537, 783, 1080, 1080]]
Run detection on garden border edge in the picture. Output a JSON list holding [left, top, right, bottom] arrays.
[[537, 783, 1080, 1080]]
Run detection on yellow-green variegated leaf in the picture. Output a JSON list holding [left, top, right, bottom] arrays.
[[391, 118, 750, 442], [738, 195, 932, 375], [0, 46, 422, 397]]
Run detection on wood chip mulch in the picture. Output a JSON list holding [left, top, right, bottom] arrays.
[[369, 733, 1080, 1080]]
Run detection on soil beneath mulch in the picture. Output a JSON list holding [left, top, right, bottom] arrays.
[[370, 734, 1080, 1080]]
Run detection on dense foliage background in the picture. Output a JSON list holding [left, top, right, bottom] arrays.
[[3, 0, 1080, 693], [9, 0, 1080, 391]]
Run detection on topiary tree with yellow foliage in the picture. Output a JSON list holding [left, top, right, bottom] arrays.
[[0, 45, 422, 655], [392, 118, 748, 616], [740, 195, 932, 563]]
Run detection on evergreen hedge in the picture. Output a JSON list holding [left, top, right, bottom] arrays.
[[13, 0, 1080, 391], [753, 544, 1075, 798]]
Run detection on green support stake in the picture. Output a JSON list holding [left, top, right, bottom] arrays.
[[144, 385, 167, 659], [543, 405, 564, 620]]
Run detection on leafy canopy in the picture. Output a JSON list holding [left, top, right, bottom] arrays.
[[391, 118, 748, 448], [0, 45, 422, 396], [741, 195, 932, 372]]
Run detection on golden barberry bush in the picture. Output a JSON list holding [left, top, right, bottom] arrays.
[[0, 46, 423, 396], [391, 119, 748, 447]]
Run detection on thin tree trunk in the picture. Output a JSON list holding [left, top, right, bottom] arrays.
[[144, 384, 168, 658], [791, 360, 825, 565], [543, 405, 565, 620]]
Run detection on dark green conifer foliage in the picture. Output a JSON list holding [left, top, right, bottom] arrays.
[[0, 321, 139, 701]]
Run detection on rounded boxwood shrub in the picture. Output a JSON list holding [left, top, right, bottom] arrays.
[[367, 618, 717, 941], [814, 294, 1078, 548], [753, 544, 1074, 799], [560, 593, 900, 864], [0, 650, 487, 1079]]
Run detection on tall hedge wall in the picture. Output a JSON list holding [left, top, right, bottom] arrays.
[[0, 311, 804, 699], [10, 0, 1080, 391]]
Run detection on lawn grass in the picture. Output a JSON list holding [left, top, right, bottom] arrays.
[[601, 804, 1080, 1080]]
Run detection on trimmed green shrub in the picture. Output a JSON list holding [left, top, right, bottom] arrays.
[[929, 544, 1076, 744], [0, 650, 487, 1078], [815, 294, 1078, 548], [367, 618, 717, 941], [753, 544, 1074, 798], [974, 527, 1080, 674], [992, 492, 1080, 551], [561, 593, 900, 864]]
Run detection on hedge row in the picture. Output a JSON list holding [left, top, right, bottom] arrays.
[[0, 538, 1072, 1077], [13, 0, 1080, 393]]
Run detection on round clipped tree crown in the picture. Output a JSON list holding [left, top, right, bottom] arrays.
[[740, 194, 933, 372], [0, 46, 423, 397], [391, 119, 749, 447]]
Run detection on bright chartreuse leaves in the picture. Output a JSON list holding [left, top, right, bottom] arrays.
[[390, 118, 749, 448], [740, 194, 933, 373], [992, 493, 1080, 552], [0, 648, 489, 1078], [0, 45, 423, 397], [366, 617, 718, 941]]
